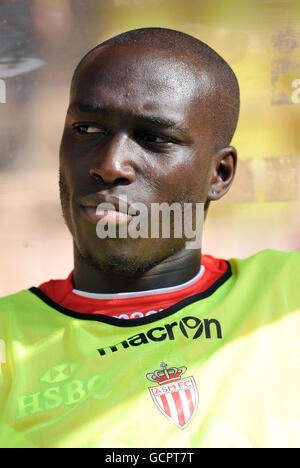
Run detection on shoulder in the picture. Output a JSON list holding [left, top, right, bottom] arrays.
[[227, 249, 300, 301], [228, 248, 300, 272], [0, 290, 38, 314]]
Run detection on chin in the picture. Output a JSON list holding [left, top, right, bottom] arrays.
[[78, 250, 159, 276], [76, 237, 183, 276]]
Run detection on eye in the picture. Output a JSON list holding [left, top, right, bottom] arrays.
[[138, 132, 171, 144], [75, 125, 105, 134]]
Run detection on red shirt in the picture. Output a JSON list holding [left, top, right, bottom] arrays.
[[38, 254, 228, 320]]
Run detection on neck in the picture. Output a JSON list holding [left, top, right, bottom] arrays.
[[72, 245, 202, 294]]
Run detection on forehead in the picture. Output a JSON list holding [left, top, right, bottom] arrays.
[[70, 44, 211, 121]]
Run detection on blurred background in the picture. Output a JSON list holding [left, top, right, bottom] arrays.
[[0, 0, 299, 296]]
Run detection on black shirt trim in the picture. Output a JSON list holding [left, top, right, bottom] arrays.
[[28, 261, 232, 328]]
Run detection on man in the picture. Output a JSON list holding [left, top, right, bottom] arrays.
[[0, 28, 299, 448]]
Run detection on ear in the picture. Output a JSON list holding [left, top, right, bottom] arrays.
[[207, 146, 237, 201]]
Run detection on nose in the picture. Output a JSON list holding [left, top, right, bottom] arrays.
[[89, 133, 136, 186]]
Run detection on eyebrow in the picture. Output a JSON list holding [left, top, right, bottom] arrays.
[[68, 102, 189, 135]]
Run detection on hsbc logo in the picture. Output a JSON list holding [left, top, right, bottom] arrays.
[[16, 362, 111, 420], [97, 315, 222, 357]]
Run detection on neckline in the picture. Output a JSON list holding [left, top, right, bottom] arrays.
[[72, 265, 205, 300], [28, 261, 232, 328]]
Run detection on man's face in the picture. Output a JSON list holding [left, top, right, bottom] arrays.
[[59, 44, 217, 273]]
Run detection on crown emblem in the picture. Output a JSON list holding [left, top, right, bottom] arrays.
[[146, 362, 187, 385]]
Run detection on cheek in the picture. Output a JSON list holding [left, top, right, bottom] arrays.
[[58, 170, 73, 229], [158, 162, 210, 204], [59, 170, 70, 204], [59, 126, 87, 174]]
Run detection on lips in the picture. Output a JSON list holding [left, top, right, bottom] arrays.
[[82, 206, 133, 224], [79, 193, 136, 224]]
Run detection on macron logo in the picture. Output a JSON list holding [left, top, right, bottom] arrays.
[[97, 315, 222, 357]]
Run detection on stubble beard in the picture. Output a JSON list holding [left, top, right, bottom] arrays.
[[59, 170, 203, 276]]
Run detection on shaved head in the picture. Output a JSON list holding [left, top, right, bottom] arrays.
[[72, 27, 240, 151]]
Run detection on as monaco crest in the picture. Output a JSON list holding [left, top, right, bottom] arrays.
[[146, 362, 198, 429]]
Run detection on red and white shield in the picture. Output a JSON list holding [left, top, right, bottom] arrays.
[[148, 376, 198, 429]]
